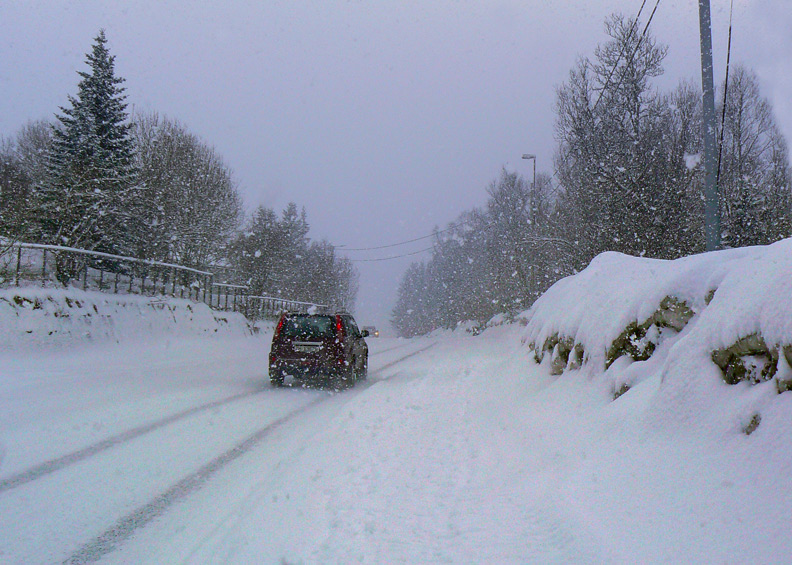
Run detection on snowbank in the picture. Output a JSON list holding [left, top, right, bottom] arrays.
[[0, 287, 252, 351], [523, 238, 792, 431]]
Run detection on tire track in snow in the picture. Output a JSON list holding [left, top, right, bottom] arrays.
[[0, 389, 262, 494], [0, 342, 433, 494], [370, 341, 437, 375], [65, 342, 438, 564], [63, 398, 324, 565], [367, 340, 417, 356]]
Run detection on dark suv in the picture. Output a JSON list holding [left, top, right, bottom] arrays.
[[269, 312, 369, 389]]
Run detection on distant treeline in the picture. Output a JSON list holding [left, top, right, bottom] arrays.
[[0, 30, 357, 310], [392, 14, 791, 337]]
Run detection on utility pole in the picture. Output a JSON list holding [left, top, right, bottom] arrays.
[[699, 0, 720, 251]]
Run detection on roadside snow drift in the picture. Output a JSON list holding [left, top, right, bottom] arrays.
[[0, 288, 250, 351], [523, 238, 792, 432]]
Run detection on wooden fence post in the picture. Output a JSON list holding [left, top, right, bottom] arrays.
[[41, 249, 47, 287]]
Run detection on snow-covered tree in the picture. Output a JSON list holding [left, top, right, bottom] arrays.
[[228, 203, 358, 311], [554, 14, 699, 262], [392, 262, 436, 337], [392, 171, 562, 336], [227, 205, 281, 295], [41, 30, 141, 262], [0, 139, 28, 245], [270, 202, 311, 295], [718, 66, 792, 247], [132, 112, 242, 268], [0, 121, 53, 244]]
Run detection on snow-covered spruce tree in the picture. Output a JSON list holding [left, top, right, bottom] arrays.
[[41, 30, 140, 276], [300, 240, 358, 311], [329, 253, 359, 312], [270, 203, 310, 297], [0, 138, 28, 247], [228, 205, 282, 295]]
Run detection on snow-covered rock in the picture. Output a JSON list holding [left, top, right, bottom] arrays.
[[523, 238, 792, 425]]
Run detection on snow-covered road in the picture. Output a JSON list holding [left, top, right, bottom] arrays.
[[1, 326, 790, 563], [0, 334, 438, 563]]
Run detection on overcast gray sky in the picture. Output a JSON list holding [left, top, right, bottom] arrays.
[[2, 1, 790, 332]]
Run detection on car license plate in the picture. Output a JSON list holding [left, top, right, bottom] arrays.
[[294, 344, 320, 353]]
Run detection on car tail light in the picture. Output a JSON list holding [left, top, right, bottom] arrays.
[[273, 315, 285, 340], [334, 315, 346, 364]]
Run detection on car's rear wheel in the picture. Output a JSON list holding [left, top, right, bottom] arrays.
[[333, 361, 355, 390], [270, 368, 284, 387], [356, 354, 368, 381]]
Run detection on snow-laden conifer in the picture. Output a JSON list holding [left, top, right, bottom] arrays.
[[41, 29, 141, 276]]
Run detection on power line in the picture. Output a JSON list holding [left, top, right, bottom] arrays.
[[337, 220, 468, 251], [342, 218, 503, 262], [347, 246, 435, 262], [716, 0, 735, 188]]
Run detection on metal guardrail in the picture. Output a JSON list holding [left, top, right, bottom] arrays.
[[0, 241, 326, 320]]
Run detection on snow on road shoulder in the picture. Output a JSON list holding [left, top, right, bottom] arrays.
[[0, 287, 264, 478], [0, 287, 252, 353]]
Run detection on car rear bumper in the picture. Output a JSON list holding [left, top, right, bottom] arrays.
[[270, 359, 345, 379]]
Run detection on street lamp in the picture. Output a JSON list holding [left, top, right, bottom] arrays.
[[521, 153, 536, 222], [521, 153, 538, 303], [521, 153, 536, 191]]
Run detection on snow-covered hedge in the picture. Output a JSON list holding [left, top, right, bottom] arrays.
[[523, 238, 792, 404], [0, 288, 252, 351]]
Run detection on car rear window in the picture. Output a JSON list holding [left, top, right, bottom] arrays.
[[280, 315, 335, 339]]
